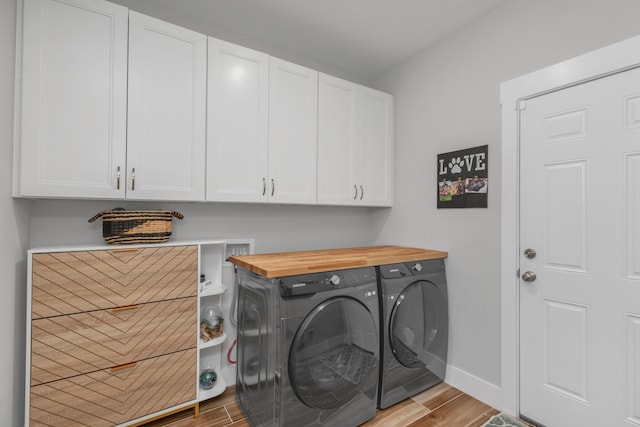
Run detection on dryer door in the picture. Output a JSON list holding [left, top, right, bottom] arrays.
[[288, 296, 378, 409], [389, 280, 447, 369]]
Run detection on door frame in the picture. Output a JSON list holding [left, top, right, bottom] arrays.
[[499, 34, 640, 416]]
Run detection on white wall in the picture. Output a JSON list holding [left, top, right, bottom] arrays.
[[372, 0, 640, 405]]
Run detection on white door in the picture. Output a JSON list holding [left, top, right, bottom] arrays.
[[317, 73, 359, 205], [359, 87, 394, 207], [17, 0, 128, 198], [206, 38, 269, 203], [127, 12, 207, 201], [268, 57, 318, 204], [519, 66, 640, 426]]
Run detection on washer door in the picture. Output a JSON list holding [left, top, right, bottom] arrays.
[[389, 280, 445, 369], [288, 296, 378, 409]]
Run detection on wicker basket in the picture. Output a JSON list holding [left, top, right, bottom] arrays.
[[88, 208, 184, 245]]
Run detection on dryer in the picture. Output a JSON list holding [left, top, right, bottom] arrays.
[[377, 258, 448, 409], [236, 266, 380, 426]]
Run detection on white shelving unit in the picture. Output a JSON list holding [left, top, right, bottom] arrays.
[[197, 239, 253, 403]]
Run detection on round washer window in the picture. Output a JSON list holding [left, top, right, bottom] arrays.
[[288, 296, 378, 409], [389, 280, 445, 369]]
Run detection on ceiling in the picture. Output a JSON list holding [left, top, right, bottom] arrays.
[[113, 0, 510, 79]]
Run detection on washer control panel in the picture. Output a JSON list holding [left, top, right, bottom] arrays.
[[279, 267, 376, 297]]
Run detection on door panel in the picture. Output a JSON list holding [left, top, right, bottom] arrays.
[[317, 73, 359, 205], [206, 38, 269, 202], [359, 87, 394, 206], [389, 280, 446, 369], [127, 12, 206, 201], [18, 0, 128, 198], [520, 66, 640, 426], [627, 154, 640, 279], [627, 314, 640, 424], [288, 297, 378, 409], [268, 58, 318, 204], [543, 160, 588, 272], [541, 299, 589, 403]]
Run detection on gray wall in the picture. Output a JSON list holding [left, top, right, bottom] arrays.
[[372, 0, 640, 387], [28, 201, 375, 252], [1, 1, 32, 426]]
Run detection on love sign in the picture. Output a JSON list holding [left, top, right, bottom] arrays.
[[437, 145, 488, 208]]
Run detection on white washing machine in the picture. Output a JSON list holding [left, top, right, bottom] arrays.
[[377, 258, 448, 409], [236, 266, 380, 426]]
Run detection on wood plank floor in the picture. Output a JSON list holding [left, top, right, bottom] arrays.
[[142, 382, 522, 427]]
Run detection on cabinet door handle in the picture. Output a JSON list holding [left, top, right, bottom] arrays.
[[111, 248, 140, 253], [271, 179, 275, 197], [353, 185, 358, 200], [111, 362, 137, 372], [131, 168, 136, 191], [112, 304, 140, 312], [360, 185, 364, 200], [262, 178, 266, 196], [116, 166, 121, 190]]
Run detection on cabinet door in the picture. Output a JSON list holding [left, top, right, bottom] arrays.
[[206, 38, 269, 202], [317, 73, 359, 205], [127, 12, 206, 201], [359, 87, 394, 207], [16, 0, 128, 198], [268, 58, 318, 204]]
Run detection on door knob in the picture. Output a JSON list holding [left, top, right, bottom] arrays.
[[522, 271, 537, 282], [524, 248, 536, 259]]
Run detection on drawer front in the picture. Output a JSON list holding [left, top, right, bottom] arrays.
[[31, 245, 197, 318], [31, 297, 196, 386], [30, 348, 197, 427]]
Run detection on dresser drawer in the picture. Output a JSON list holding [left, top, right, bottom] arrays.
[[29, 348, 197, 426], [30, 297, 196, 386], [31, 245, 197, 318]]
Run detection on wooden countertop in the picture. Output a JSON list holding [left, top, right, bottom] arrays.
[[228, 245, 448, 278]]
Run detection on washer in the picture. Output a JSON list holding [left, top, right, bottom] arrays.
[[235, 266, 380, 427], [377, 258, 448, 409]]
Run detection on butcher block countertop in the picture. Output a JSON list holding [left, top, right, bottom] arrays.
[[228, 245, 448, 278]]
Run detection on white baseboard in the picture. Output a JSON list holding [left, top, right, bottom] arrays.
[[445, 364, 504, 413]]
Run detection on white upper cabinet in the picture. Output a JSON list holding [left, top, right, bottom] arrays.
[[358, 86, 393, 206], [318, 74, 359, 205], [15, 0, 128, 198], [15, 0, 392, 206], [318, 74, 393, 206], [15, 1, 206, 201], [206, 38, 269, 202], [268, 58, 318, 204], [208, 53, 318, 205], [127, 12, 207, 201]]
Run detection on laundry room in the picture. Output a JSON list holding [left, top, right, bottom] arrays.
[[2, 0, 640, 426]]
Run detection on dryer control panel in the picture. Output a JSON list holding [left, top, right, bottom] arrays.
[[378, 259, 444, 279]]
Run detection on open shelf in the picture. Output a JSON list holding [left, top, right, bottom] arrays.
[[199, 282, 227, 297], [198, 375, 227, 401], [199, 332, 227, 350]]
